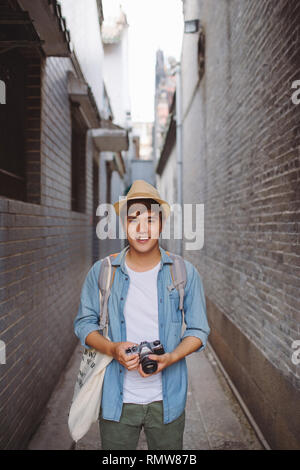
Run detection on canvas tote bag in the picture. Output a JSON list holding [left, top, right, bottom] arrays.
[[68, 258, 114, 442]]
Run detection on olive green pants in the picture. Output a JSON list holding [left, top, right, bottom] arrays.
[[99, 401, 185, 450]]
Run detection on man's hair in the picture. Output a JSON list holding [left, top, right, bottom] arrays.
[[120, 198, 165, 227]]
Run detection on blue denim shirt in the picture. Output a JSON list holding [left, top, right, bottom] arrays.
[[74, 246, 210, 424]]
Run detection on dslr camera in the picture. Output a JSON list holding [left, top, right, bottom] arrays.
[[125, 340, 165, 374]]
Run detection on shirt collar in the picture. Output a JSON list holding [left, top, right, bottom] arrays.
[[111, 244, 173, 274]]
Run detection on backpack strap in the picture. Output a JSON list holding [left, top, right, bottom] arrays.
[[98, 253, 119, 330], [166, 251, 187, 312]]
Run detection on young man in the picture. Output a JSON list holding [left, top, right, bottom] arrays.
[[74, 180, 210, 450]]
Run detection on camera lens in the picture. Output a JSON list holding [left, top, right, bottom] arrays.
[[141, 356, 157, 374]]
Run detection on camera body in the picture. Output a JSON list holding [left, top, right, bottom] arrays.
[[125, 340, 165, 374]]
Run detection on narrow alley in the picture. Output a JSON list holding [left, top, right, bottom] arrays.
[[0, 0, 300, 452], [27, 341, 265, 450]]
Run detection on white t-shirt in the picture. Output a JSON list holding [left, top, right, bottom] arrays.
[[123, 257, 163, 404]]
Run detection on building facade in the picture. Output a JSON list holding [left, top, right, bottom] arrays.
[[0, 0, 127, 449], [157, 0, 300, 449]]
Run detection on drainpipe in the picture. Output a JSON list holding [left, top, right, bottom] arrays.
[[175, 62, 183, 256]]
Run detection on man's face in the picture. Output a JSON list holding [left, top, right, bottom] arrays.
[[124, 203, 162, 253]]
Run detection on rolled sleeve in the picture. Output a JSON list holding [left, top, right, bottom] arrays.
[[74, 262, 101, 349], [181, 262, 210, 352]]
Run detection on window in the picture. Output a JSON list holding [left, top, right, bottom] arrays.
[[0, 49, 26, 201]]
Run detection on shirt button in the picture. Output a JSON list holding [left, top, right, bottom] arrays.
[[121, 320, 124, 324], [125, 277, 128, 281], [160, 298, 162, 303], [120, 391, 123, 395]]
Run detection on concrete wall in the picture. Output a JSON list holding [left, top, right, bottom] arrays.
[[60, 0, 105, 113], [181, 0, 300, 449], [103, 29, 131, 128]]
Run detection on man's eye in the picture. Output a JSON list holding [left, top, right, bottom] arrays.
[[128, 218, 157, 224]]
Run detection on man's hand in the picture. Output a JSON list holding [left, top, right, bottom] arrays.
[[137, 337, 203, 378], [85, 332, 140, 371], [137, 352, 174, 378], [112, 342, 140, 371]]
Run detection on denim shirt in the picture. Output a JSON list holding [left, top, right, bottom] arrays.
[[74, 245, 210, 424]]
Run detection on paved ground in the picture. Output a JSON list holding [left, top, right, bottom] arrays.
[[27, 342, 265, 451]]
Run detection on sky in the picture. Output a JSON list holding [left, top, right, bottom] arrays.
[[102, 0, 183, 122]]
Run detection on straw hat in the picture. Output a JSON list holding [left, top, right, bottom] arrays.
[[113, 179, 170, 219]]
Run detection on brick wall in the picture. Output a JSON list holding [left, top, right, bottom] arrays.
[[181, 0, 300, 448], [0, 54, 97, 449]]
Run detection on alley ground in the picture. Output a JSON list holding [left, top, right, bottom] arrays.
[[27, 341, 267, 451]]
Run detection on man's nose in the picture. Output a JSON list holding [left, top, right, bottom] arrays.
[[137, 219, 148, 232]]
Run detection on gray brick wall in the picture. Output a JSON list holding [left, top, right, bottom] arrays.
[[181, 0, 300, 448], [183, 0, 300, 389], [41, 57, 73, 210], [0, 53, 96, 449]]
